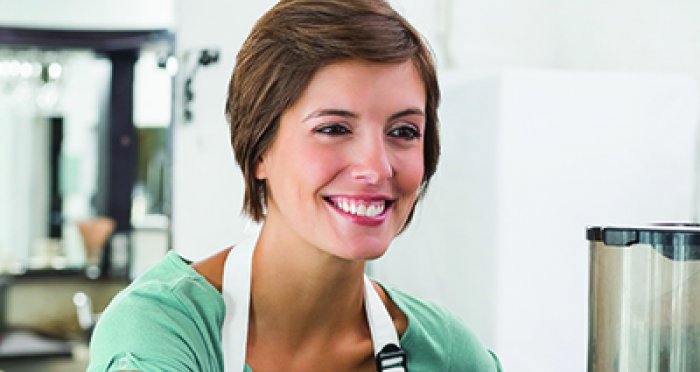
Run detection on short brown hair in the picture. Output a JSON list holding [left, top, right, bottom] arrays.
[[225, 0, 440, 227]]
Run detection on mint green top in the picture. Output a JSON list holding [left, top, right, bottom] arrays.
[[88, 252, 501, 371]]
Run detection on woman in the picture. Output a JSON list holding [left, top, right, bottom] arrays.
[[89, 0, 501, 371]]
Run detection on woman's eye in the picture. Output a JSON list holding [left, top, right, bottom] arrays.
[[388, 125, 421, 140], [315, 124, 350, 136]]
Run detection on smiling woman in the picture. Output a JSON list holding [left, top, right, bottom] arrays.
[[88, 1, 501, 371], [256, 60, 426, 261]]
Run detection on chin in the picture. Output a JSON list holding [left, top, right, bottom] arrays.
[[335, 237, 392, 261]]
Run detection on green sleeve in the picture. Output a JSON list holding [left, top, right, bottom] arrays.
[[444, 308, 502, 372], [87, 279, 223, 372], [381, 283, 501, 371]]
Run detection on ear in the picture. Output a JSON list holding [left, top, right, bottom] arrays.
[[254, 156, 267, 180]]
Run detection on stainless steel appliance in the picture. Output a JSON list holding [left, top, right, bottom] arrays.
[[587, 224, 700, 371]]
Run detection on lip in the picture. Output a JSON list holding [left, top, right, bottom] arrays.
[[323, 194, 394, 226]]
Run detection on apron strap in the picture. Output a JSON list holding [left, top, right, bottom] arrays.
[[364, 275, 407, 372], [221, 235, 256, 372]]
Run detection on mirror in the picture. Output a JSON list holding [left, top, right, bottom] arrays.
[[0, 29, 173, 278], [0, 48, 107, 272]]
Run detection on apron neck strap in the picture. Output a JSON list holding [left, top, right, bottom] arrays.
[[363, 275, 407, 371], [221, 235, 256, 372]]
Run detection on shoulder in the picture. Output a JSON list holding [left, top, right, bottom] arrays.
[[88, 251, 225, 371], [101, 251, 225, 317], [381, 283, 502, 372]]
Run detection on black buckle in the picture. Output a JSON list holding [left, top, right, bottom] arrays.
[[376, 344, 407, 371]]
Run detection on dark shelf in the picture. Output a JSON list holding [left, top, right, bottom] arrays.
[[6, 269, 129, 282]]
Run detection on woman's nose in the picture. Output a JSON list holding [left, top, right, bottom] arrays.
[[350, 135, 393, 184]]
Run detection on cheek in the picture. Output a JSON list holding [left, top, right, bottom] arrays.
[[282, 143, 345, 191], [395, 151, 425, 194]]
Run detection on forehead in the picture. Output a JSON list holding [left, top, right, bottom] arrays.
[[287, 59, 426, 118]]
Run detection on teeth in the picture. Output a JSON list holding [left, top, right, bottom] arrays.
[[331, 197, 386, 217]]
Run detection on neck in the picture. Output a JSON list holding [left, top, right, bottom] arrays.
[[249, 218, 369, 347]]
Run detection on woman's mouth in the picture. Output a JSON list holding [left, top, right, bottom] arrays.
[[324, 196, 394, 220]]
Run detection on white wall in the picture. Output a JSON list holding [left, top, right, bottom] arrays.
[[170, 0, 276, 260], [393, 0, 700, 75], [0, 0, 174, 30], [549, 1, 700, 74]]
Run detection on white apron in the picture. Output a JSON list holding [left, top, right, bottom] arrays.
[[221, 234, 407, 372]]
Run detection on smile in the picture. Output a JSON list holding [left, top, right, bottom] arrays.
[[324, 196, 392, 218]]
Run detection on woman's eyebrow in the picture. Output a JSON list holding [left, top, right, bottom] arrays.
[[303, 107, 425, 122], [389, 108, 425, 121], [303, 109, 357, 122]]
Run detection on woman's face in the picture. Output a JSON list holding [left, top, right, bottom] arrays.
[[256, 59, 426, 261]]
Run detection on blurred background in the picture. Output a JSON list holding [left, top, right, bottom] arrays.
[[0, 0, 699, 371]]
